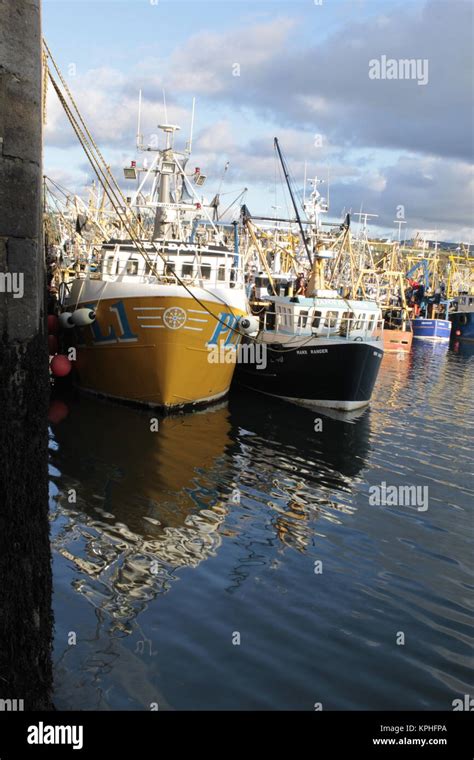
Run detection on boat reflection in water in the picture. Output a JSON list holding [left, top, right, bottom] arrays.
[[451, 337, 474, 358], [50, 389, 372, 598], [50, 397, 235, 610], [49, 388, 372, 708], [226, 390, 372, 555]]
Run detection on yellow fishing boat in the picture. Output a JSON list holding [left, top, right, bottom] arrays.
[[62, 121, 249, 409]]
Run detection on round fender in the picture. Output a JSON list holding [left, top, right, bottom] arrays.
[[71, 308, 96, 327], [59, 312, 75, 329]]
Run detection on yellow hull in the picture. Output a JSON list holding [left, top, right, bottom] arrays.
[[72, 294, 246, 408]]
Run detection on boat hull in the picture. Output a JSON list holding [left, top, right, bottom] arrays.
[[449, 311, 474, 342], [66, 285, 246, 409], [382, 328, 413, 353], [411, 318, 451, 341], [236, 337, 384, 411]]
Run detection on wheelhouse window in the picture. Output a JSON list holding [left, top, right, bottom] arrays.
[[105, 255, 116, 275], [217, 265, 227, 282], [324, 311, 339, 328], [280, 306, 292, 328], [200, 263, 212, 279], [164, 261, 175, 276], [312, 310, 323, 329], [181, 262, 194, 277], [126, 259, 139, 275], [339, 311, 353, 334], [341, 311, 352, 325], [297, 310, 309, 328]]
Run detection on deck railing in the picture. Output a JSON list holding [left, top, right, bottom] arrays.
[[261, 309, 384, 341]]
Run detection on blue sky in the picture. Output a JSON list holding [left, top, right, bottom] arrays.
[[43, 0, 473, 242]]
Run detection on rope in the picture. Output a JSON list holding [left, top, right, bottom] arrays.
[[42, 51, 48, 126], [93, 280, 109, 314], [43, 40, 130, 211]]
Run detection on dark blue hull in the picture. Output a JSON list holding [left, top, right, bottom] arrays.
[[449, 311, 474, 342], [411, 318, 451, 341], [236, 338, 384, 411]]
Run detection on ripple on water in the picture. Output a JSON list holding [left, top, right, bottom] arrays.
[[49, 343, 474, 709]]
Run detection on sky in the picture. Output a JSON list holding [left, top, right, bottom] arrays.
[[43, 0, 474, 243]]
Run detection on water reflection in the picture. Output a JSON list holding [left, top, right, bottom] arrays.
[[49, 346, 472, 710], [450, 338, 474, 360], [51, 399, 236, 598], [226, 390, 371, 552], [50, 387, 373, 708], [50, 390, 372, 615]]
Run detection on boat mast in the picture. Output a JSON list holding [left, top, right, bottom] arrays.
[[136, 89, 143, 149], [152, 123, 180, 240], [274, 137, 312, 267], [186, 97, 195, 155]]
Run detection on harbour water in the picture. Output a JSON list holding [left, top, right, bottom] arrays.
[[49, 341, 473, 710]]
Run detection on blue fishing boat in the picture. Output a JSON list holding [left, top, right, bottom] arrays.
[[406, 259, 452, 342], [411, 317, 452, 341], [449, 294, 474, 342]]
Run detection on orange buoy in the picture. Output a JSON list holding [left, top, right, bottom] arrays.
[[48, 399, 69, 424], [51, 354, 72, 377], [48, 334, 58, 355], [47, 314, 59, 334]]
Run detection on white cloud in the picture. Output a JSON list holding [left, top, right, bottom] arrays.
[[44, 5, 473, 241], [168, 18, 297, 95]]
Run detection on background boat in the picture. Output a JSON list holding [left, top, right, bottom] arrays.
[[411, 317, 452, 341]]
